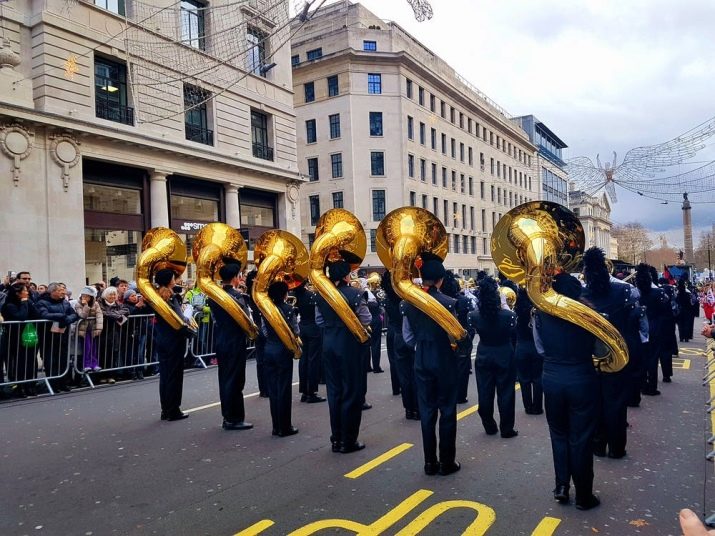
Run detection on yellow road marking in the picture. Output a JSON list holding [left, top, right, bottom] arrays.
[[680, 348, 706, 356], [184, 382, 300, 414], [532, 516, 562, 536], [395, 498, 496, 535], [458, 404, 479, 420], [672, 358, 691, 370], [344, 443, 414, 479], [234, 519, 274, 535]]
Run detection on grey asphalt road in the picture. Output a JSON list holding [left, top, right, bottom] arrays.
[[2, 335, 714, 536]]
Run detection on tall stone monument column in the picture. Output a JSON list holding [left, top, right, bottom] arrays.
[[682, 192, 694, 263]]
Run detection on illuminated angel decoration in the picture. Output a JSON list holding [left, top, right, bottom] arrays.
[[567, 115, 715, 203]]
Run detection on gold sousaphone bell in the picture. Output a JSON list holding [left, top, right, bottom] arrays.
[[376, 207, 467, 342], [252, 230, 310, 359], [192, 223, 258, 340], [492, 201, 628, 372], [136, 227, 195, 332]]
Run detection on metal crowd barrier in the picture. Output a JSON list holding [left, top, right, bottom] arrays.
[[185, 311, 256, 367], [72, 314, 157, 388], [0, 319, 72, 396]]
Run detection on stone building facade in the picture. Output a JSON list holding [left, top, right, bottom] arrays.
[[290, 1, 538, 276], [568, 186, 613, 257], [0, 0, 299, 291]]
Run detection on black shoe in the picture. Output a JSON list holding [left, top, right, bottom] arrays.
[[575, 494, 600, 510], [331, 441, 342, 453], [406, 410, 420, 420], [259, 392, 269, 398], [457, 398, 468, 404], [362, 402, 372, 411], [59, 385, 72, 393], [306, 394, 326, 403], [135, 371, 145, 380], [300, 394, 308, 402], [424, 462, 439, 475], [223, 420, 253, 431], [642, 389, 661, 396], [532, 409, 543, 415], [392, 390, 401, 396], [340, 441, 366, 454], [593, 448, 606, 457], [439, 461, 461, 476], [553, 485, 569, 504], [501, 430, 518, 439], [276, 426, 299, 437], [608, 450, 626, 459], [484, 426, 498, 436], [163, 410, 189, 421], [663, 377, 672, 383], [373, 368, 384, 373]]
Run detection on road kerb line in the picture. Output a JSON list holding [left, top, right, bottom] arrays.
[[344, 443, 414, 479], [531, 516, 561, 536], [185, 382, 300, 414]]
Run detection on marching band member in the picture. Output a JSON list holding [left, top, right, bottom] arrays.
[[295, 281, 326, 404]]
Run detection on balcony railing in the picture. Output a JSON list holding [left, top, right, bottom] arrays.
[[95, 99, 134, 126], [252, 142, 274, 161], [185, 123, 214, 146]]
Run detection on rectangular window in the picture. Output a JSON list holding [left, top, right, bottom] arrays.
[[443, 200, 448, 226], [460, 142, 464, 162], [468, 117, 472, 133], [370, 229, 377, 253], [408, 154, 415, 178], [410, 191, 416, 207], [431, 128, 437, 150], [468, 176, 473, 196], [422, 194, 428, 209], [418, 86, 425, 106], [307, 157, 319, 181], [331, 153, 343, 178], [371, 151, 385, 176], [463, 235, 468, 254], [95, 56, 133, 125], [454, 234, 460, 253], [420, 158, 426, 182], [369, 112, 383, 136], [305, 119, 317, 143], [332, 191, 344, 209], [419, 122, 426, 145], [451, 170, 456, 191], [460, 173, 465, 194], [406, 78, 413, 98], [430, 94, 436, 112], [363, 40, 377, 51], [304, 82, 315, 103], [181, 0, 205, 50], [480, 181, 485, 199], [306, 48, 322, 60], [468, 147, 473, 166], [471, 236, 476, 254], [441, 133, 447, 155], [184, 83, 213, 145], [407, 116, 414, 140], [481, 209, 486, 231], [291, 54, 300, 66], [327, 75, 339, 97], [462, 204, 466, 228], [459, 112, 464, 128], [368, 73, 382, 94], [490, 131, 494, 145], [251, 110, 272, 160], [433, 197, 438, 217], [246, 26, 267, 76], [497, 161, 501, 178], [490, 158, 495, 175], [309, 195, 320, 226], [431, 163, 437, 185], [372, 190, 386, 221], [483, 237, 488, 255], [491, 185, 495, 202], [450, 107, 455, 123], [440, 101, 446, 118], [329, 113, 341, 139], [442, 167, 447, 188], [451, 138, 456, 158], [95, 0, 125, 15], [470, 206, 475, 230]]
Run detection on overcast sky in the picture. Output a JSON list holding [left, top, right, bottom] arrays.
[[315, 0, 715, 248]]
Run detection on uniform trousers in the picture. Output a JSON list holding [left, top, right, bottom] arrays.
[[370, 324, 383, 371], [515, 340, 543, 413], [264, 340, 294, 433], [385, 325, 402, 395], [254, 334, 268, 395], [594, 370, 628, 457], [475, 344, 516, 433], [641, 340, 663, 394], [456, 338, 473, 403], [298, 331, 321, 395], [216, 342, 247, 423], [157, 335, 185, 414]]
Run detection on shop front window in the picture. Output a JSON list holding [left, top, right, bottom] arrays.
[[170, 194, 219, 221], [84, 229, 141, 285]]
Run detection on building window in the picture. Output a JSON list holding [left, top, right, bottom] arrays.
[[305, 119, 317, 143], [327, 75, 339, 97], [309, 195, 320, 226], [251, 110, 273, 160], [368, 73, 382, 94], [371, 151, 385, 176], [419, 122, 426, 145], [363, 40, 377, 51], [468, 147, 473, 166], [331, 153, 343, 178], [441, 133, 447, 154], [246, 26, 267, 76], [307, 157, 319, 181], [442, 167, 447, 188], [454, 233, 460, 253], [451, 170, 456, 191], [431, 128, 437, 150], [306, 48, 322, 60], [483, 237, 488, 255], [443, 200, 448, 226], [430, 94, 436, 112], [450, 107, 455, 123], [431, 163, 437, 185], [480, 181, 485, 199], [370, 229, 377, 252], [459, 112, 464, 128], [440, 101, 446, 118], [95, 0, 125, 15], [95, 56, 133, 125], [481, 209, 486, 231], [422, 194, 428, 209], [471, 236, 476, 254], [369, 112, 383, 136], [418, 86, 425, 106], [184, 84, 213, 145], [460, 173, 465, 194], [304, 82, 315, 103], [408, 154, 415, 178], [451, 138, 456, 159], [332, 191, 344, 209], [406, 78, 413, 98], [468, 176, 473, 196], [308, 233, 315, 248], [329, 114, 341, 139], [291, 54, 300, 66], [410, 191, 417, 207], [181, 0, 205, 50], [420, 158, 426, 181], [407, 116, 414, 140], [460, 142, 465, 162], [433, 197, 438, 217], [491, 185, 495, 202], [372, 190, 386, 221], [468, 117, 472, 133], [470, 206, 475, 230]]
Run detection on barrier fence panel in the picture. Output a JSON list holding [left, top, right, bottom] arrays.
[[186, 312, 256, 367], [72, 314, 156, 388], [0, 319, 72, 396]]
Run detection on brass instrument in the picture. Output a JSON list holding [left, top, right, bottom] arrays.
[[366, 272, 381, 290], [136, 227, 194, 332], [499, 286, 517, 310], [252, 230, 309, 359], [376, 207, 467, 341], [309, 208, 369, 343], [192, 223, 258, 340], [492, 201, 628, 372]]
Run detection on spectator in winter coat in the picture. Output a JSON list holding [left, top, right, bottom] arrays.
[[97, 287, 130, 376], [74, 286, 103, 372], [1, 282, 40, 396]]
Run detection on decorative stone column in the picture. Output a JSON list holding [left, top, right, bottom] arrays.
[[683, 192, 694, 263], [150, 170, 170, 228], [225, 183, 241, 228]]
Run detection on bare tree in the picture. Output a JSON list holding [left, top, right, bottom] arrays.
[[612, 222, 654, 264], [693, 231, 714, 271]]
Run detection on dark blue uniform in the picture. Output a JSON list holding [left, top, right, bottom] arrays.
[[471, 308, 517, 435], [385, 296, 418, 416], [367, 296, 384, 372], [402, 287, 458, 467], [208, 286, 251, 424], [316, 284, 370, 450], [262, 301, 298, 435], [639, 287, 671, 395], [154, 294, 190, 416], [582, 281, 640, 458], [514, 303, 543, 414], [455, 293, 475, 404], [295, 286, 322, 398], [383, 294, 404, 397], [534, 310, 597, 503]]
